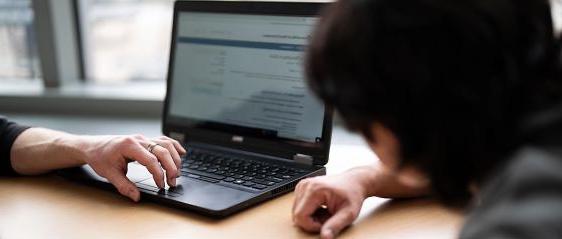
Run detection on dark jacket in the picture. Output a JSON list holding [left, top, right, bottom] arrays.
[[461, 107, 562, 238], [0, 116, 29, 176]]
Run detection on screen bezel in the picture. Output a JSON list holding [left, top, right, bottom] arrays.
[[163, 1, 332, 165]]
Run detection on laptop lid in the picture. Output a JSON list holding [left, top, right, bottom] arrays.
[[163, 1, 332, 166]]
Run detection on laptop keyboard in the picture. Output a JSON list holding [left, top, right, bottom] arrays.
[[181, 148, 309, 191]]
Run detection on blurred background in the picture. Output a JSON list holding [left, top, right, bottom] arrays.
[[0, 0, 39, 81], [0, 0, 179, 135], [80, 0, 173, 83], [0, 0, 174, 84]]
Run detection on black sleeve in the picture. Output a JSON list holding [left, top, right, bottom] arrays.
[[0, 116, 30, 176], [460, 147, 562, 239]]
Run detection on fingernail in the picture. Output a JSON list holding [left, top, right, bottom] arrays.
[[171, 178, 177, 187], [129, 189, 140, 202], [133, 193, 140, 202], [321, 229, 335, 239]]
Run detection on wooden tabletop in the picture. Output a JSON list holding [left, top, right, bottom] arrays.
[[0, 142, 464, 239]]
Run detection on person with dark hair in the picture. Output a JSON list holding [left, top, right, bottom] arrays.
[[0, 116, 185, 202], [292, 0, 562, 238]]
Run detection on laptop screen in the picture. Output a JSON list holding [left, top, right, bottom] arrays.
[[167, 12, 325, 143]]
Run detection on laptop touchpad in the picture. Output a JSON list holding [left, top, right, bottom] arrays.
[[138, 177, 256, 212]]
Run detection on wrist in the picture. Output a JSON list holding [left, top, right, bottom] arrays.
[[54, 134, 90, 165], [345, 165, 380, 198]]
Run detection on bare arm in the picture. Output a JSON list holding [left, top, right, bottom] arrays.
[[293, 163, 430, 239], [350, 163, 430, 199], [10, 128, 186, 201], [11, 128, 86, 174]]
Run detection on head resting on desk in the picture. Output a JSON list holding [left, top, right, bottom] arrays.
[[306, 0, 562, 206]]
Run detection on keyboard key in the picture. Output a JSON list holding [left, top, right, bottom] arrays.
[[181, 169, 226, 180], [252, 178, 276, 186], [234, 179, 245, 184], [242, 182, 255, 187], [223, 177, 235, 182], [268, 177, 283, 182], [183, 173, 219, 183], [252, 184, 267, 190]]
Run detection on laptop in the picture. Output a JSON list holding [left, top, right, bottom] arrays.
[[60, 1, 332, 218]]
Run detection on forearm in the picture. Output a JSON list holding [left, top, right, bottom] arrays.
[[348, 163, 431, 199], [10, 128, 88, 175]]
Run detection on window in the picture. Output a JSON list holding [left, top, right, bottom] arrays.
[[79, 0, 174, 84], [0, 0, 40, 81]]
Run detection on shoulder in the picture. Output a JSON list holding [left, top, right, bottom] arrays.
[[460, 146, 562, 239]]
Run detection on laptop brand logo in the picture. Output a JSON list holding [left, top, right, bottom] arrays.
[[232, 135, 244, 143]]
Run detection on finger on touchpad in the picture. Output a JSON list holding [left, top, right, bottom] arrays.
[[138, 178, 185, 195]]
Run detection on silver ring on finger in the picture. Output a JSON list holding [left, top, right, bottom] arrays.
[[147, 143, 161, 154]]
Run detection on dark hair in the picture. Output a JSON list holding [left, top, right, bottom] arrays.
[[306, 0, 562, 206]]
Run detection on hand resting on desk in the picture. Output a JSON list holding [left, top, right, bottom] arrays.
[[292, 164, 431, 239]]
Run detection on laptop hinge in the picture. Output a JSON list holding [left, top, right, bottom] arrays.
[[293, 153, 314, 165], [169, 132, 186, 144]]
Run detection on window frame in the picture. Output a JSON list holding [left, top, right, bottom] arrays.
[[0, 0, 165, 117]]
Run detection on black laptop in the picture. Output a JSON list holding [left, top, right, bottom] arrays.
[[60, 1, 332, 217]]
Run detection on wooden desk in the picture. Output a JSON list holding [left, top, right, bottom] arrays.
[[0, 143, 464, 239]]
